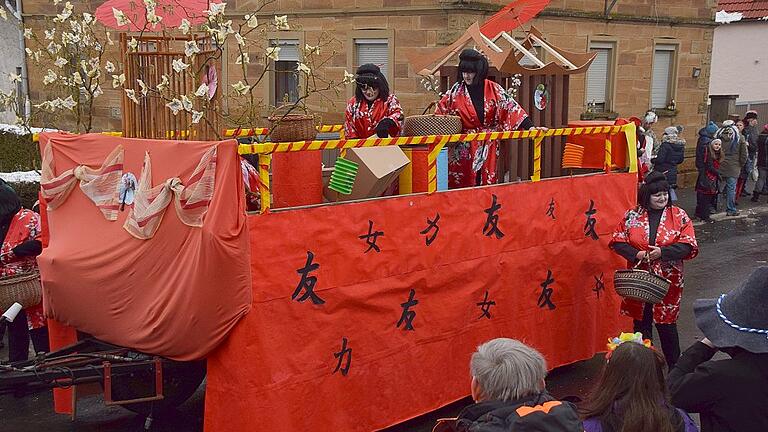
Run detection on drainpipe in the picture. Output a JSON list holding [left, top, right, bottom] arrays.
[[7, 0, 30, 119]]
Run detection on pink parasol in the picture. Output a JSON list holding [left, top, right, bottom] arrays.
[[94, 0, 220, 32], [480, 0, 551, 38]]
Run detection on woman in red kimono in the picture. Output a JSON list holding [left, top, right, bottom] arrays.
[[435, 49, 534, 188], [0, 180, 47, 361], [609, 172, 698, 367], [343, 63, 403, 139]]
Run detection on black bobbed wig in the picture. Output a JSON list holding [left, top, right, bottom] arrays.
[[354, 63, 390, 102], [456, 49, 488, 86], [0, 179, 21, 221], [638, 171, 671, 210]]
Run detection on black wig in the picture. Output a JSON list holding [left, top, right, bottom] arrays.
[[638, 171, 671, 210], [456, 49, 488, 86], [0, 179, 21, 221], [354, 63, 390, 102]]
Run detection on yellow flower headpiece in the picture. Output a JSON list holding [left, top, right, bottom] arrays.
[[605, 332, 653, 359]]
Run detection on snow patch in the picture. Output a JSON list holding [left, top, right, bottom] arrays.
[[0, 123, 56, 136], [0, 171, 42, 183], [715, 10, 744, 24]]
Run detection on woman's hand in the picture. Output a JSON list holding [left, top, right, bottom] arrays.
[[700, 337, 716, 348], [635, 250, 647, 261], [648, 246, 662, 260]]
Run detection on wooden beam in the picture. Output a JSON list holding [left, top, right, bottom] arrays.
[[499, 32, 546, 68], [529, 35, 577, 70]]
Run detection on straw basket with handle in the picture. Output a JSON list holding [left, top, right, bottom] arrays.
[[402, 102, 463, 137], [0, 270, 42, 313], [267, 105, 318, 143], [613, 256, 671, 304]]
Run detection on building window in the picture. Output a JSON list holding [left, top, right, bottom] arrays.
[[271, 39, 300, 104], [354, 38, 389, 79], [516, 40, 543, 67], [651, 44, 677, 109], [585, 41, 615, 112]]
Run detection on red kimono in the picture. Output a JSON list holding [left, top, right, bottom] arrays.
[[1, 209, 45, 330], [435, 80, 528, 188], [609, 206, 698, 324], [343, 94, 403, 139]]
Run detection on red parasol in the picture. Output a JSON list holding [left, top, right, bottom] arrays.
[[480, 0, 551, 38], [94, 0, 220, 32]]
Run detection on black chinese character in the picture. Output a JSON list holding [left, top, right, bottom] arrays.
[[359, 220, 384, 253], [584, 199, 599, 240], [537, 269, 556, 310], [476, 290, 496, 320], [483, 194, 505, 239], [396, 289, 419, 331], [292, 251, 325, 305], [593, 273, 605, 299], [420, 213, 441, 246], [333, 337, 352, 376], [546, 198, 556, 220]]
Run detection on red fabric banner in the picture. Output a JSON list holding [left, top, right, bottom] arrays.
[[36, 133, 252, 361], [205, 173, 636, 432]]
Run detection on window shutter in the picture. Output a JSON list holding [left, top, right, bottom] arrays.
[[355, 39, 389, 79], [272, 39, 299, 62], [651, 45, 675, 108], [586, 46, 610, 104]]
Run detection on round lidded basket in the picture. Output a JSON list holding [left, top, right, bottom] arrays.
[[401, 102, 462, 137], [0, 271, 42, 312], [613, 268, 671, 304]]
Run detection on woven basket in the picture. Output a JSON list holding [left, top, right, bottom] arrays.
[[402, 115, 462, 137], [267, 113, 317, 143], [0, 271, 42, 312], [613, 264, 671, 304], [402, 102, 462, 137]]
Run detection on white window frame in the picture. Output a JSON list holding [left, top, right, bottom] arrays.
[[650, 42, 679, 110], [585, 40, 616, 113]]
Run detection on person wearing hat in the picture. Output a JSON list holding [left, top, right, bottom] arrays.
[[343, 63, 404, 139], [669, 267, 768, 432], [736, 111, 759, 199], [435, 49, 537, 188], [751, 123, 768, 202], [609, 171, 698, 368], [694, 138, 723, 223], [715, 120, 748, 216], [694, 121, 720, 219], [652, 125, 686, 202]]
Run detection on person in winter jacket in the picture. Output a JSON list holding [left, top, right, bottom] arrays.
[[652, 126, 686, 202], [695, 121, 720, 217], [694, 139, 723, 222], [736, 111, 759, 198], [432, 338, 583, 432], [669, 266, 768, 432], [581, 334, 698, 432], [750, 124, 768, 202], [715, 121, 748, 216]]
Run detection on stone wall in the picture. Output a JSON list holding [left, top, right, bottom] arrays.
[[20, 0, 717, 183]]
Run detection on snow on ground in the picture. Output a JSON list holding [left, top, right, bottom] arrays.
[[0, 170, 41, 183], [0, 123, 56, 136]]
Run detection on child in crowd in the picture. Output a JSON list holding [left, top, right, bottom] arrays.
[[580, 333, 698, 432], [694, 138, 723, 222]]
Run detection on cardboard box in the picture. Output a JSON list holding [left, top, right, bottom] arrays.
[[329, 146, 410, 201]]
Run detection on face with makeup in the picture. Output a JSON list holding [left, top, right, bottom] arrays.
[[359, 83, 380, 101], [649, 191, 669, 210], [462, 71, 477, 85]]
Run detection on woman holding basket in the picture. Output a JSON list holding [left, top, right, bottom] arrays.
[[609, 172, 698, 368], [0, 180, 47, 361]]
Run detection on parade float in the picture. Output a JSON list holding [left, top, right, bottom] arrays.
[[0, 1, 638, 430]]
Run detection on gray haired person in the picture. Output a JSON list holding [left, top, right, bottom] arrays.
[[433, 338, 583, 432]]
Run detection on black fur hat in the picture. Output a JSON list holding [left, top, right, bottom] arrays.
[[0, 179, 21, 221], [457, 49, 488, 86]]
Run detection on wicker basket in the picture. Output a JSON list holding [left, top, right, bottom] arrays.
[[402, 115, 462, 137], [0, 271, 42, 312], [613, 263, 671, 304], [267, 113, 317, 143], [402, 102, 462, 137]]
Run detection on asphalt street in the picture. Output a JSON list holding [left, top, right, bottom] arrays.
[[1, 186, 766, 432]]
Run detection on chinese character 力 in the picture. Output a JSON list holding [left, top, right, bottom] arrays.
[[420, 213, 441, 246]]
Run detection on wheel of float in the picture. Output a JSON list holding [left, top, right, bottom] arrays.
[[103, 355, 206, 416]]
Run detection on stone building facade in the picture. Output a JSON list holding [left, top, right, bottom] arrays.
[[20, 0, 716, 179]]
